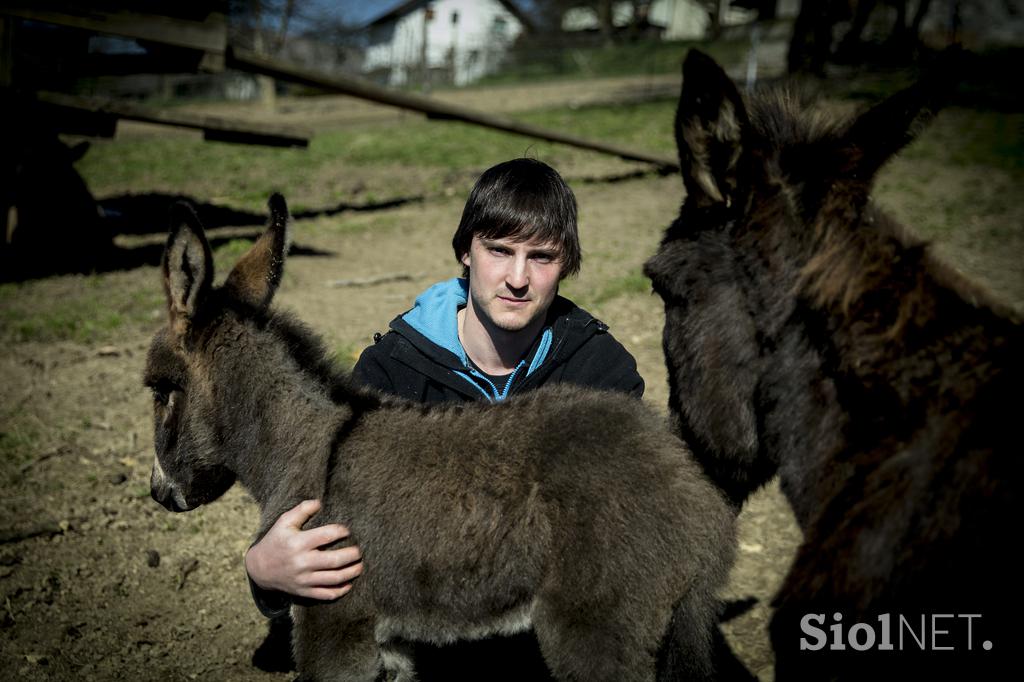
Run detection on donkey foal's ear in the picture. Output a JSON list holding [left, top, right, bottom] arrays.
[[675, 50, 750, 209], [163, 202, 214, 335], [223, 193, 292, 311]]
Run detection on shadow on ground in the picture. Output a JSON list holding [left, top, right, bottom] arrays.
[[2, 192, 428, 282]]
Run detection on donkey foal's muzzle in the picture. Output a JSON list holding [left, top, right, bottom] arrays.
[[150, 466, 191, 512]]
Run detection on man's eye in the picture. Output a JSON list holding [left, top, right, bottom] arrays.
[[489, 247, 510, 256]]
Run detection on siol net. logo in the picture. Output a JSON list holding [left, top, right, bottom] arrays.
[[800, 613, 992, 652]]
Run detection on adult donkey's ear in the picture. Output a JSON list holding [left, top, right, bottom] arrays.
[[675, 49, 750, 210], [223, 193, 292, 312], [838, 47, 957, 185], [164, 201, 214, 337]]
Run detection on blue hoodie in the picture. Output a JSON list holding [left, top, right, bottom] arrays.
[[401, 278, 553, 401]]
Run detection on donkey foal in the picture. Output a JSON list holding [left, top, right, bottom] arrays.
[[145, 195, 737, 681]]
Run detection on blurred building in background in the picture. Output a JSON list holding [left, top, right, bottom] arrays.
[[362, 0, 531, 87]]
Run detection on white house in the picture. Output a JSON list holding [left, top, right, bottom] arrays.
[[363, 0, 529, 87]]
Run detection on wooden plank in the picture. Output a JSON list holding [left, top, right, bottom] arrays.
[[0, 3, 226, 55], [48, 50, 213, 77], [33, 91, 309, 148], [203, 128, 304, 149], [227, 47, 680, 171], [40, 103, 118, 138], [0, 16, 12, 87]]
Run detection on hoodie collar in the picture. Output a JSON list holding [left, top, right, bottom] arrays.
[[395, 277, 558, 399]]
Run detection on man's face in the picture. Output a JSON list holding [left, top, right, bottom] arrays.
[[461, 234, 563, 333]]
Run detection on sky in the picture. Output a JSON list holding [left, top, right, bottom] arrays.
[[334, 0, 406, 27], [298, 0, 417, 29]]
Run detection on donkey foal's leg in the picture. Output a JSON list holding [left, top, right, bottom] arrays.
[[377, 638, 417, 682], [292, 606, 381, 681], [533, 600, 657, 682]]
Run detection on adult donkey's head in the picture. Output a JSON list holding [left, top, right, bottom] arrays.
[[644, 49, 947, 506], [145, 195, 292, 511]]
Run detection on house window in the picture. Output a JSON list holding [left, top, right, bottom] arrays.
[[452, 11, 459, 25]]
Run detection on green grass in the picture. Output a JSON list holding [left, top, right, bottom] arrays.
[[77, 101, 1020, 215], [900, 110, 1024, 174], [76, 98, 678, 208], [0, 276, 163, 344], [212, 238, 256, 273], [326, 98, 676, 167], [874, 109, 1024, 247], [0, 427, 41, 465], [331, 341, 363, 372], [563, 270, 651, 310]]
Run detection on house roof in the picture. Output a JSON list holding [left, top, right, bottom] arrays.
[[365, 0, 533, 32]]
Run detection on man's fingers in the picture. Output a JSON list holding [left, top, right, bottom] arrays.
[[301, 583, 353, 601], [300, 523, 352, 550], [305, 545, 362, 571], [303, 563, 364, 588], [277, 499, 321, 529]]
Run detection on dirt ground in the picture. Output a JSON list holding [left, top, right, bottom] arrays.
[[2, 73, 1021, 681]]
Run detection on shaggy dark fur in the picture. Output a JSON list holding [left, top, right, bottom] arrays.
[[145, 195, 738, 681], [644, 50, 1021, 679]]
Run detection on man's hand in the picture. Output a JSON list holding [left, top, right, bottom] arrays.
[[245, 499, 363, 600]]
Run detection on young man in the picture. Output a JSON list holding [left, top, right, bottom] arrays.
[[245, 158, 643, 679]]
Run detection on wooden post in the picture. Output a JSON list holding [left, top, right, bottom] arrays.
[[253, 31, 276, 110], [33, 91, 308, 147], [0, 15, 12, 87], [421, 6, 432, 94], [227, 47, 679, 171], [0, 4, 227, 54], [1, 17, 14, 250]]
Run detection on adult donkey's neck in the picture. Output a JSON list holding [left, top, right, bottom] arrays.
[[769, 209, 1022, 526], [799, 206, 1018, 395], [212, 311, 362, 518]]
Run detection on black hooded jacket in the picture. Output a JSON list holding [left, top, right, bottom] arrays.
[[352, 295, 644, 402]]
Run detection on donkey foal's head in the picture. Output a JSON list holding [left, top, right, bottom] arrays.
[[145, 195, 292, 511]]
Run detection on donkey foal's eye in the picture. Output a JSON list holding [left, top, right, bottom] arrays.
[[151, 380, 178, 407]]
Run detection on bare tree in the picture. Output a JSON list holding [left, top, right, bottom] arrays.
[[787, 0, 838, 74], [229, 0, 301, 107], [697, 0, 724, 40]]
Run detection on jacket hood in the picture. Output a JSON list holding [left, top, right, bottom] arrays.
[[401, 277, 471, 366]]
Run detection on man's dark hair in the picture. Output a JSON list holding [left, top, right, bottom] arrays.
[[452, 158, 581, 279]]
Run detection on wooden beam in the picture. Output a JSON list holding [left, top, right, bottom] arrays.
[[42, 50, 213, 78], [0, 3, 226, 55], [227, 47, 680, 171], [0, 16, 12, 88], [33, 91, 309, 148]]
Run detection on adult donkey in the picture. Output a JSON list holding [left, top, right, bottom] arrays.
[[645, 50, 1020, 679], [145, 195, 738, 681]]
